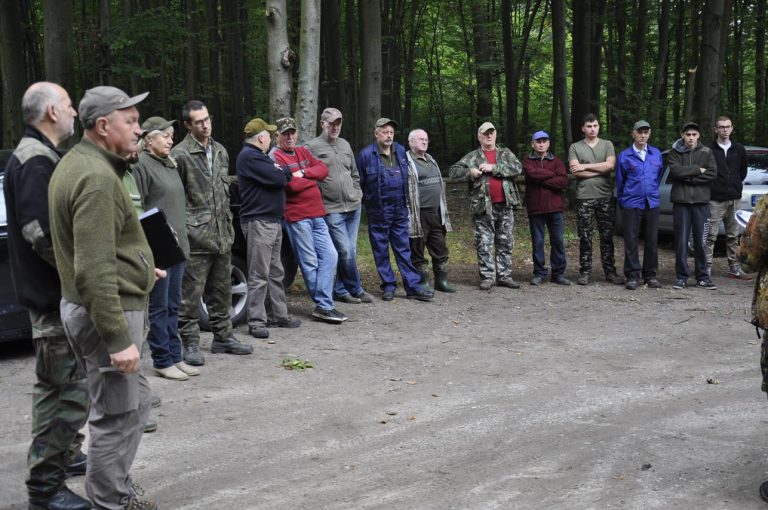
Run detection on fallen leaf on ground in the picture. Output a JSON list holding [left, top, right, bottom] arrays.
[[281, 357, 314, 371]]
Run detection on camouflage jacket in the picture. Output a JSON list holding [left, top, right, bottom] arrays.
[[737, 196, 768, 392], [449, 146, 522, 217], [171, 134, 234, 254]]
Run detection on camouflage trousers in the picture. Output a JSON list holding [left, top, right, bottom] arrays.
[[576, 197, 617, 275], [474, 203, 514, 282], [27, 309, 89, 498], [179, 251, 233, 346]]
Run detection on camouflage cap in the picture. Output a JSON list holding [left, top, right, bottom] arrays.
[[244, 118, 277, 137], [79, 86, 148, 126], [375, 117, 398, 129], [276, 117, 298, 134]]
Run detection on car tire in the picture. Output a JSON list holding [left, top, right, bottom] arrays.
[[198, 254, 248, 331]]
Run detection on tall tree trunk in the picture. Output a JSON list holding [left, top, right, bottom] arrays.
[[631, 0, 648, 105], [344, 0, 359, 147], [470, 0, 493, 121], [266, 0, 294, 120], [206, 0, 223, 136], [551, 0, 571, 147], [651, 0, 671, 131], [672, 0, 685, 128], [457, 0, 477, 145], [755, 0, 767, 142], [694, 0, 730, 127], [43, 0, 73, 90], [321, 0, 344, 113], [223, 0, 246, 148], [358, 0, 382, 145], [0, 0, 27, 146], [296, 0, 321, 140], [184, 0, 200, 100], [402, 0, 426, 131]]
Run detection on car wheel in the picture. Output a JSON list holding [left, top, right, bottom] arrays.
[[198, 254, 248, 331]]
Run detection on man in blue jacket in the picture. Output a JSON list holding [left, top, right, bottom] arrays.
[[615, 120, 664, 290], [356, 118, 434, 301]]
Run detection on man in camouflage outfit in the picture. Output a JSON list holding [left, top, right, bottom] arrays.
[[3, 82, 91, 510], [449, 121, 523, 290], [173, 100, 252, 366]]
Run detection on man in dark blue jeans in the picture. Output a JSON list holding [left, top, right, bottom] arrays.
[[615, 120, 665, 290]]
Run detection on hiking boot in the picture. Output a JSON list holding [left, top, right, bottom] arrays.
[[312, 306, 348, 323], [183, 344, 205, 366], [498, 278, 520, 289], [479, 280, 493, 291], [353, 290, 374, 303], [406, 288, 435, 302], [672, 279, 687, 289], [267, 316, 302, 328], [249, 326, 269, 339], [126, 483, 157, 510], [174, 361, 200, 376], [29, 487, 91, 510], [65, 452, 87, 478], [577, 272, 590, 286], [530, 276, 545, 286], [434, 269, 456, 293], [605, 272, 625, 285], [645, 278, 663, 289], [728, 268, 753, 281], [210, 336, 253, 355], [625, 280, 639, 290], [696, 279, 718, 290], [382, 289, 395, 301], [335, 293, 362, 304], [551, 275, 571, 286]]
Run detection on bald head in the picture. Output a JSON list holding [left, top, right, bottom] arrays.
[[21, 82, 77, 146]]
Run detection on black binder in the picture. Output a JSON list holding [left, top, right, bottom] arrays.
[[139, 207, 186, 269]]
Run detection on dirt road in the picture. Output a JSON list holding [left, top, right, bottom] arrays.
[[1, 251, 766, 509]]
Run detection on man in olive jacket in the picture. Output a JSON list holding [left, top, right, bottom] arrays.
[[172, 100, 252, 366], [449, 121, 523, 290]]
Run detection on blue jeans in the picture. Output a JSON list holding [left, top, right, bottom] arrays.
[[529, 211, 566, 279], [285, 217, 338, 310], [324, 208, 364, 297], [147, 261, 184, 369]]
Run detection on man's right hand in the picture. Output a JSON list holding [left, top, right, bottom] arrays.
[[470, 167, 482, 179], [110, 344, 141, 374]]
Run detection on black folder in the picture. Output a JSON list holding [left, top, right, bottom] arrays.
[[139, 207, 186, 269]]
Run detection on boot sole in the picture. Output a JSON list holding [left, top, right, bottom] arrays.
[[210, 345, 253, 355]]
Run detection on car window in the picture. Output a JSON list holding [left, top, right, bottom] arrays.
[[748, 153, 768, 173]]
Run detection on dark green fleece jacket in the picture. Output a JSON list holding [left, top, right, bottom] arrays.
[[49, 137, 155, 353]]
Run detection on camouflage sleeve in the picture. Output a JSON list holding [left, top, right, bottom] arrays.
[[493, 148, 522, 178], [449, 152, 473, 181]]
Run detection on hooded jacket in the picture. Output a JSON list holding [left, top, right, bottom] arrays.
[[667, 139, 717, 204], [708, 139, 748, 202]]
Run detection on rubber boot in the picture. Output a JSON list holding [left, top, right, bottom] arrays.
[[417, 264, 433, 292], [434, 269, 456, 292]]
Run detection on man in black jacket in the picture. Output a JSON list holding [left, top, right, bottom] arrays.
[[706, 116, 751, 280], [4, 82, 90, 510]]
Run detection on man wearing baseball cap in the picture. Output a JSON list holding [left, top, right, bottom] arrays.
[[356, 117, 434, 301], [615, 120, 664, 290], [306, 108, 373, 304], [449, 121, 523, 290], [49, 85, 160, 509]]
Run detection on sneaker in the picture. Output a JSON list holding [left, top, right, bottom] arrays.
[[210, 336, 253, 355], [353, 290, 374, 303], [551, 275, 571, 286], [605, 272, 625, 285], [267, 316, 302, 328], [497, 278, 521, 289], [335, 293, 362, 304], [249, 326, 269, 339], [126, 483, 158, 510], [696, 279, 718, 290], [175, 361, 200, 376], [625, 280, 639, 290], [154, 365, 189, 381], [530, 276, 545, 286], [312, 307, 348, 323], [577, 273, 590, 286], [672, 279, 687, 289], [479, 280, 493, 291], [645, 278, 663, 289], [183, 344, 205, 366], [728, 268, 753, 281]]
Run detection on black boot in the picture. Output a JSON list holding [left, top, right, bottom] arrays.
[[434, 269, 456, 293], [417, 264, 433, 292], [29, 487, 91, 510]]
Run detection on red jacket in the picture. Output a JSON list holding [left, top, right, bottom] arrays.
[[272, 146, 329, 222], [523, 152, 568, 215]]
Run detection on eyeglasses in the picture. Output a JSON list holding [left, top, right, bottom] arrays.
[[190, 116, 213, 127], [716, 125, 732, 130]]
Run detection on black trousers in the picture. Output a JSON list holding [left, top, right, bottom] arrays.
[[410, 208, 449, 270], [621, 206, 659, 281], [673, 202, 710, 281]]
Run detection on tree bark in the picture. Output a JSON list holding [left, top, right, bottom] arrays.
[[184, 0, 200, 100], [321, 0, 344, 113], [551, 0, 571, 147], [43, 0, 74, 90], [206, 0, 223, 135], [266, 0, 294, 120], [755, 0, 767, 142], [223, 0, 246, 147], [694, 0, 729, 128], [296, 0, 321, 140], [650, 0, 671, 131], [344, 0, 359, 147], [358, 0, 382, 145], [470, 0, 493, 121], [0, 0, 27, 146]]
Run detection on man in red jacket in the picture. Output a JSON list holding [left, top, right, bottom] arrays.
[[272, 118, 347, 323], [523, 130, 571, 286]]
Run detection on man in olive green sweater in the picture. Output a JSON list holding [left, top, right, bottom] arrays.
[[49, 86, 161, 510]]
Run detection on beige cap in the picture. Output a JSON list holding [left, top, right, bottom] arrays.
[[321, 108, 342, 122], [478, 121, 496, 134]]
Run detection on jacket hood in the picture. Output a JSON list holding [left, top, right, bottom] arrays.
[[672, 138, 703, 154]]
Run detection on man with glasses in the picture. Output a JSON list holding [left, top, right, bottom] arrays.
[[706, 116, 751, 280], [172, 100, 253, 366]]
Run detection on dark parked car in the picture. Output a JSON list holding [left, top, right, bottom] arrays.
[[0, 149, 33, 342]]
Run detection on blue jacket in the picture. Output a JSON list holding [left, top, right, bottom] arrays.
[[615, 144, 664, 209], [356, 141, 410, 211]]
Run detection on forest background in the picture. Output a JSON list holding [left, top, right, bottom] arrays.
[[0, 0, 761, 166]]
